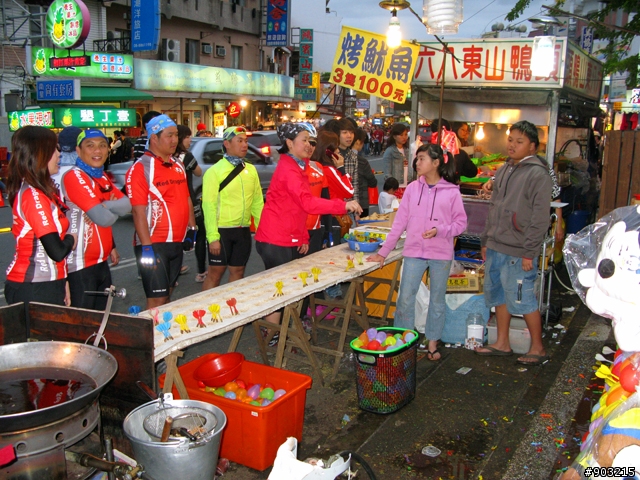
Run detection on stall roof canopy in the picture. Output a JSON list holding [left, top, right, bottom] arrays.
[[415, 87, 551, 106], [80, 86, 153, 102]]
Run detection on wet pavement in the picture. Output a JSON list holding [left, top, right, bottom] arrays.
[[166, 266, 610, 480]]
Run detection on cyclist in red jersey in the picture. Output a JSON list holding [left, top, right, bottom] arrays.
[[126, 114, 196, 309], [5, 126, 77, 326], [61, 129, 131, 310]]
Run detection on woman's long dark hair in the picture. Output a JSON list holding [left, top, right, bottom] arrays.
[[310, 130, 340, 167], [175, 125, 192, 156], [7, 126, 58, 206], [416, 143, 458, 184], [386, 123, 409, 149]]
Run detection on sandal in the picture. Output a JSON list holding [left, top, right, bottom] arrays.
[[426, 348, 441, 362], [195, 272, 207, 283]]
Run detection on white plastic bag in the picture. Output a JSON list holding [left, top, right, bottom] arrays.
[[414, 281, 430, 334]]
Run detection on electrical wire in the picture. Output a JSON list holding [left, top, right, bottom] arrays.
[[554, 268, 575, 293]]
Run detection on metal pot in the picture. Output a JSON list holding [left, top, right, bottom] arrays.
[[0, 341, 118, 433]]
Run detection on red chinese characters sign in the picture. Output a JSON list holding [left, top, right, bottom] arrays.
[[413, 38, 568, 90], [330, 26, 419, 104], [564, 43, 603, 101]]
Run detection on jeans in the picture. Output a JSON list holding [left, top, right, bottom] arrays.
[[394, 256, 451, 340]]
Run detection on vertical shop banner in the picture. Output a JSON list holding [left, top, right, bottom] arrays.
[[266, 0, 289, 47], [299, 28, 313, 73], [131, 0, 161, 52], [330, 26, 419, 104]]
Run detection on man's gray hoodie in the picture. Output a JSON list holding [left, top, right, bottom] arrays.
[[481, 155, 552, 260]]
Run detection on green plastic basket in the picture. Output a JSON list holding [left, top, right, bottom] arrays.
[[350, 327, 418, 414]]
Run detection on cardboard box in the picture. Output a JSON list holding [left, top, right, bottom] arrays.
[[427, 270, 484, 294], [159, 354, 312, 471], [351, 226, 393, 242], [486, 315, 532, 354]]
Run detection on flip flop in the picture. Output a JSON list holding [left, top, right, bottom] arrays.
[[426, 348, 441, 362], [516, 354, 550, 366], [475, 346, 514, 356]]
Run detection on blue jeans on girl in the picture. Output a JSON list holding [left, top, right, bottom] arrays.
[[394, 257, 451, 340]]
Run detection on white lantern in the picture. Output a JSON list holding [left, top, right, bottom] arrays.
[[387, 10, 402, 48], [422, 0, 463, 35]]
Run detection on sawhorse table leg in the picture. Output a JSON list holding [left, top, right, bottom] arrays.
[[162, 350, 189, 399]]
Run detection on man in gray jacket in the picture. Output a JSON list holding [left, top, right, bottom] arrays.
[[475, 120, 552, 366]]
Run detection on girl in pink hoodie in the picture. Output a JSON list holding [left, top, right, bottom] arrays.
[[368, 144, 467, 361]]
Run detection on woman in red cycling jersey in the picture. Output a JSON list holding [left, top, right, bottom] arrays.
[[5, 126, 77, 322]]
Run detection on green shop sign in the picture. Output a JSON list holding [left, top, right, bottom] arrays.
[[134, 59, 294, 98], [46, 0, 91, 49], [32, 48, 134, 80], [8, 109, 55, 132], [55, 107, 136, 128]]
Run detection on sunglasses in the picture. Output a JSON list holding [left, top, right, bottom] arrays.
[[230, 126, 246, 134], [309, 140, 317, 147]]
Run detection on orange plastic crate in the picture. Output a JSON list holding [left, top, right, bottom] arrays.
[[159, 353, 312, 471]]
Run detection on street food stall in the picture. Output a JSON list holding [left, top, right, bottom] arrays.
[[409, 37, 604, 230]]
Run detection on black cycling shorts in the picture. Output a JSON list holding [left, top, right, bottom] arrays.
[[255, 240, 302, 270], [208, 227, 252, 267], [135, 242, 183, 298]]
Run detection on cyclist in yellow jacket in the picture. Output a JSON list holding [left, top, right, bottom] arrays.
[[201, 126, 264, 290]]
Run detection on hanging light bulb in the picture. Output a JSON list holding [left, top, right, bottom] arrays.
[[387, 9, 402, 48], [423, 0, 463, 35], [531, 36, 556, 77], [476, 124, 485, 140]]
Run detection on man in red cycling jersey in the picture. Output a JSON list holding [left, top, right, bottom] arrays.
[[126, 115, 196, 309]]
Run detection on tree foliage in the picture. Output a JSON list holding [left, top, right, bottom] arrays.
[[506, 0, 639, 87]]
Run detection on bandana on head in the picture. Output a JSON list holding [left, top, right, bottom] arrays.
[[145, 114, 176, 149], [277, 123, 309, 144], [77, 129, 108, 146], [146, 114, 176, 135]]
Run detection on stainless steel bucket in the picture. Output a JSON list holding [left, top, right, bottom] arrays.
[[123, 398, 226, 480]]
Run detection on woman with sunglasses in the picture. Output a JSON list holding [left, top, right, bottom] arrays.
[[255, 122, 362, 342], [5, 126, 77, 319]]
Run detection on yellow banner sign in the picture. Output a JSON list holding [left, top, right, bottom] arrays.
[[214, 112, 225, 128], [330, 26, 419, 104]]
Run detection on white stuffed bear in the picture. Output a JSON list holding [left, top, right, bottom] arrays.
[[577, 221, 640, 352]]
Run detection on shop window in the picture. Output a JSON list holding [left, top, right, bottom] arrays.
[[231, 46, 242, 69]]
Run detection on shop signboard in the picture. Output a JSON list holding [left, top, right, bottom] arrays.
[[36, 79, 81, 101], [609, 72, 628, 103], [299, 72, 313, 87], [632, 89, 640, 104], [266, 0, 289, 47], [294, 87, 316, 101], [46, 0, 90, 50], [8, 109, 54, 131], [134, 59, 294, 98], [356, 99, 370, 109], [331, 26, 419, 104], [564, 42, 604, 101], [32, 48, 134, 80], [54, 107, 136, 128], [299, 102, 317, 111], [214, 112, 225, 127], [580, 27, 594, 54], [413, 38, 568, 90], [227, 102, 241, 118], [131, 0, 161, 52]]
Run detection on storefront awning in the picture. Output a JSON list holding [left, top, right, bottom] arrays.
[[80, 86, 153, 102]]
